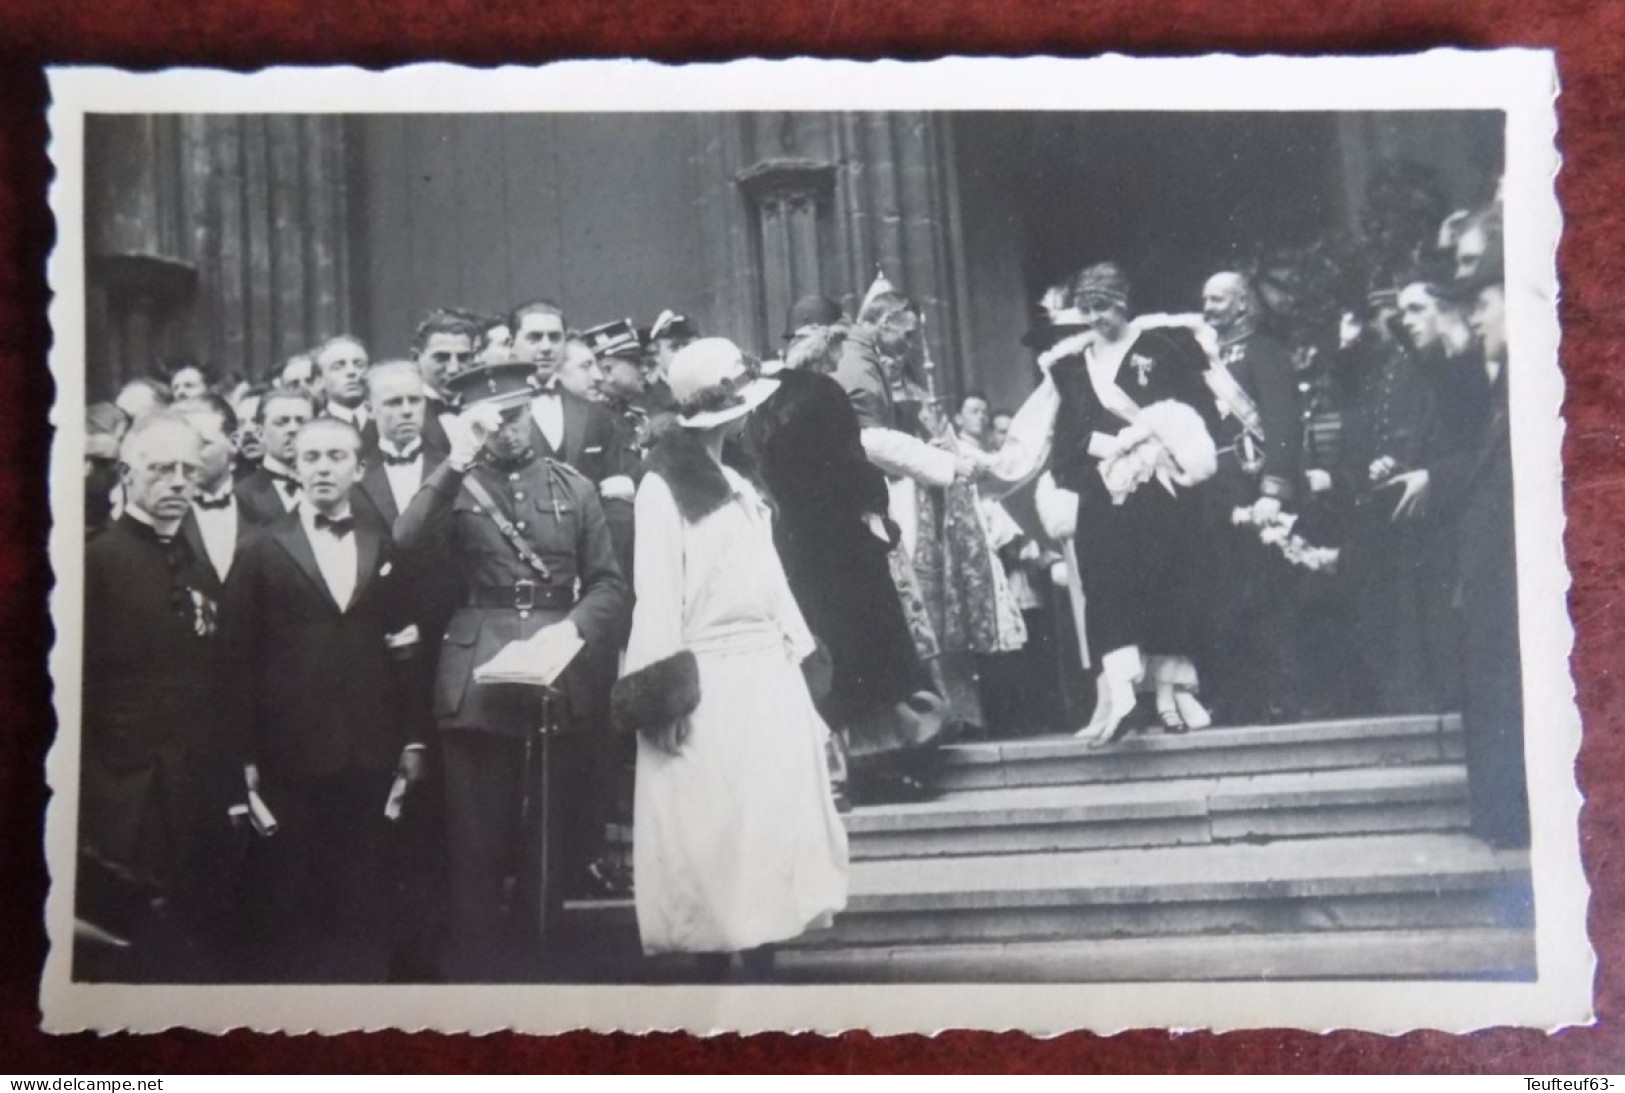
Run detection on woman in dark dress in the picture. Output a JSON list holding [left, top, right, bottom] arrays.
[[1045, 262, 1221, 744]]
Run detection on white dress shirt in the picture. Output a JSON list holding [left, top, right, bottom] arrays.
[[377, 440, 425, 515], [530, 390, 565, 453], [262, 455, 302, 511], [326, 401, 371, 434], [191, 489, 239, 582], [298, 501, 359, 610]]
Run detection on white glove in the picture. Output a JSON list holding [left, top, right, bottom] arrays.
[[445, 404, 504, 470], [598, 475, 636, 502], [1306, 468, 1332, 494], [1035, 471, 1080, 542]]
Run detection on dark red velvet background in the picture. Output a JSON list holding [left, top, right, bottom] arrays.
[[2, 1, 1622, 1073]]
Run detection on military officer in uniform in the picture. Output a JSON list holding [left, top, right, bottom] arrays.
[[393, 360, 629, 981], [1200, 271, 1305, 725]]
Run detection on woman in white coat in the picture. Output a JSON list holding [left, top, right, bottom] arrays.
[[613, 338, 849, 980]]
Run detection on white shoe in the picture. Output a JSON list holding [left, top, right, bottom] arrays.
[[1173, 689, 1212, 731], [1074, 685, 1113, 740]]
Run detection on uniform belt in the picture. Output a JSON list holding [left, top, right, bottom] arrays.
[[465, 581, 576, 610]]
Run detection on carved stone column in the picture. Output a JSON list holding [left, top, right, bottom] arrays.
[[83, 114, 356, 396], [830, 112, 971, 399]]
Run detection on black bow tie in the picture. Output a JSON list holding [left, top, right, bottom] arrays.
[[266, 469, 300, 489], [380, 447, 421, 467], [314, 513, 355, 537], [194, 493, 232, 511]]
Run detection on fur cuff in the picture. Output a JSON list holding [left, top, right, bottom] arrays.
[[611, 651, 701, 736]]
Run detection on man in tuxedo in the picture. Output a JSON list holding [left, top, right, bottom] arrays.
[[357, 362, 443, 525], [235, 388, 314, 527], [554, 336, 605, 403], [80, 413, 222, 975], [411, 310, 476, 454], [514, 302, 638, 558], [314, 335, 376, 456], [175, 395, 252, 594], [219, 417, 426, 981]]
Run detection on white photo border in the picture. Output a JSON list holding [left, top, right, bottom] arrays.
[[41, 50, 1586, 1035]]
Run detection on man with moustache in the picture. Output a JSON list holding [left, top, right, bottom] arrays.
[[394, 361, 629, 978], [1200, 270, 1305, 725], [219, 418, 425, 981], [235, 388, 315, 527], [554, 336, 606, 403], [80, 413, 222, 973], [313, 335, 375, 455]]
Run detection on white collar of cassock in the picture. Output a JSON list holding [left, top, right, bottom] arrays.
[[125, 502, 184, 539]]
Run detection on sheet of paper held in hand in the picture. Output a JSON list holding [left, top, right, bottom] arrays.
[[42, 52, 1588, 1036], [474, 626, 584, 687]]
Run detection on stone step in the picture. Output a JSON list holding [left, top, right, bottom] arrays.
[[796, 832, 1532, 949], [775, 927, 1537, 983], [847, 765, 1471, 860], [932, 714, 1463, 791], [561, 833, 1533, 959]]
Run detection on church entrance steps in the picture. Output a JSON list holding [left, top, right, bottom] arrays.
[[772, 926, 1537, 982], [847, 764, 1471, 860], [793, 833, 1531, 950], [557, 715, 1529, 982], [932, 714, 1463, 791]]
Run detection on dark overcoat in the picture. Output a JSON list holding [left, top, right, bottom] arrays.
[[747, 368, 924, 721]]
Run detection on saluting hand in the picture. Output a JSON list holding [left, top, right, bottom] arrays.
[[445, 404, 504, 469]]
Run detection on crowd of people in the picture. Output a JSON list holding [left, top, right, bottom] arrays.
[[76, 184, 1522, 987]]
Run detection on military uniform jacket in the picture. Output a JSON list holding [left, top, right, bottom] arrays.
[[393, 454, 629, 737], [1213, 331, 1304, 503]]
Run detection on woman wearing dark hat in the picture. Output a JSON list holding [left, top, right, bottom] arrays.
[[1043, 262, 1221, 744], [614, 337, 848, 976], [751, 296, 941, 805]]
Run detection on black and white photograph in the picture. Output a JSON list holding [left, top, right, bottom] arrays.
[[41, 55, 1587, 1034]]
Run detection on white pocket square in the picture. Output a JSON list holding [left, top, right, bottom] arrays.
[[379, 561, 394, 577]]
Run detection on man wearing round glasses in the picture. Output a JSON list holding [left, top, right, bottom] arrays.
[[80, 413, 223, 975]]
